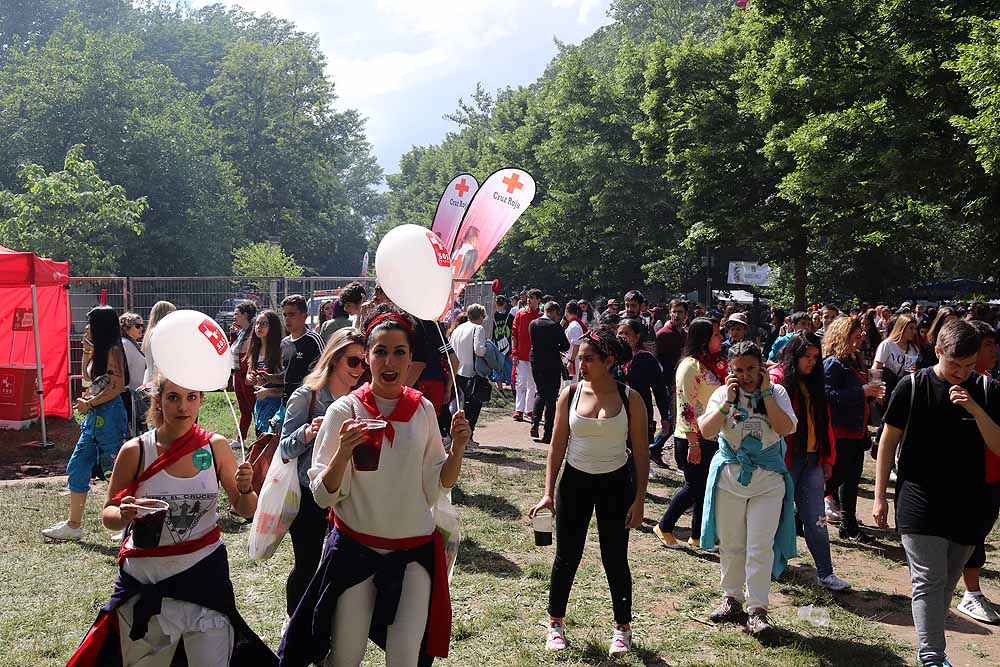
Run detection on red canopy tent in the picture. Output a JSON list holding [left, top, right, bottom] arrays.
[[0, 246, 71, 444]]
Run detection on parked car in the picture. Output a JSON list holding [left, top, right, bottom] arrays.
[[305, 289, 344, 329]]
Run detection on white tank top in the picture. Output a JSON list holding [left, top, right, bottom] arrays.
[[122, 429, 222, 584], [565, 382, 630, 475]]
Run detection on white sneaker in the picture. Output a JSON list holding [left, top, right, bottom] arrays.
[[817, 573, 852, 592], [957, 592, 1000, 624], [545, 621, 567, 651], [110, 530, 125, 543], [42, 520, 82, 542], [608, 624, 632, 656], [465, 439, 478, 453], [825, 497, 841, 523]]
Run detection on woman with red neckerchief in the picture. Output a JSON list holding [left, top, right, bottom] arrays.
[[66, 374, 275, 666], [279, 305, 471, 667]]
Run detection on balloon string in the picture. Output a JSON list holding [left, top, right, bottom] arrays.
[[222, 389, 246, 461], [436, 324, 462, 415]]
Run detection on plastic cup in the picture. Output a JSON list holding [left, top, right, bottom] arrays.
[[797, 605, 831, 627], [532, 509, 553, 546], [353, 419, 386, 471], [131, 498, 170, 549], [869, 368, 882, 384]]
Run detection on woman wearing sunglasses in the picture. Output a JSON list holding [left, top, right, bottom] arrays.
[[278, 327, 368, 620]]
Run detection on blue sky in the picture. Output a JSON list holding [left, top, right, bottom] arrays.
[[190, 0, 614, 178]]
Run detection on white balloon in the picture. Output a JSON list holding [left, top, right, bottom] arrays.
[[375, 224, 454, 320], [150, 309, 233, 391]]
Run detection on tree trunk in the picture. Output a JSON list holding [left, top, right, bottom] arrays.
[[793, 228, 808, 311]]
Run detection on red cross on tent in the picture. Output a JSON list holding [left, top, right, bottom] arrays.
[[502, 172, 524, 194], [454, 178, 470, 197]]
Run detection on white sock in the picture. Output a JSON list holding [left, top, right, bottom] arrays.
[[964, 590, 984, 600]]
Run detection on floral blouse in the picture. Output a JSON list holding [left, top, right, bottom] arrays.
[[673, 356, 724, 440]]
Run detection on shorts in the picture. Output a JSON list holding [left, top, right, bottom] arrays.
[[66, 399, 128, 493]]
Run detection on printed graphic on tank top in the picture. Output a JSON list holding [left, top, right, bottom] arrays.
[[123, 430, 222, 584]]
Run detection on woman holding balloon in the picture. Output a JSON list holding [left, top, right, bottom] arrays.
[[66, 310, 275, 666], [279, 305, 471, 667]]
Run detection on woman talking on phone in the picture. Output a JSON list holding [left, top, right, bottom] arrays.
[[279, 305, 470, 667], [698, 341, 798, 641]]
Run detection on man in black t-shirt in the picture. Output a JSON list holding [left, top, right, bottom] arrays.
[[279, 295, 325, 403], [492, 295, 514, 386], [873, 319, 1000, 667]]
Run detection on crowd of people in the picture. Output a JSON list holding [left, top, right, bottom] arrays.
[[36, 280, 1000, 667]]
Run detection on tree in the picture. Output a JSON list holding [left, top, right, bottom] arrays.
[[0, 144, 146, 275], [0, 19, 245, 275], [232, 241, 303, 277]]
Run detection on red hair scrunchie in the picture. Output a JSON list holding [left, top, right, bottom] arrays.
[[365, 312, 414, 339]]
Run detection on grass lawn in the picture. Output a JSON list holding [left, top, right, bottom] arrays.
[[3, 391, 991, 666]]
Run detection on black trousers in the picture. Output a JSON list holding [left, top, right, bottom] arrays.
[[826, 436, 867, 531], [456, 375, 484, 433], [531, 365, 562, 437], [967, 482, 1000, 569], [657, 437, 718, 540], [286, 484, 329, 616], [548, 463, 634, 624]]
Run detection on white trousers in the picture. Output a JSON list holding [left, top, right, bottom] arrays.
[[326, 561, 431, 667], [117, 596, 233, 667], [515, 360, 536, 413], [714, 464, 785, 611]]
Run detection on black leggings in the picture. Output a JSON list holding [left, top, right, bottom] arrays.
[[825, 437, 867, 531], [286, 485, 329, 616], [548, 463, 635, 624], [967, 483, 1000, 569], [658, 437, 718, 539]]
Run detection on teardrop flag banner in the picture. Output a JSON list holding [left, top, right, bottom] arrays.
[[361, 251, 369, 280], [449, 167, 535, 301], [431, 174, 479, 252]]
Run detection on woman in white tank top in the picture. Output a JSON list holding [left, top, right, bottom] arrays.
[[528, 326, 650, 657], [69, 375, 274, 667]]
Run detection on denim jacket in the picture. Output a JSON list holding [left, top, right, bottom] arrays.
[[823, 355, 867, 439], [280, 384, 337, 487]]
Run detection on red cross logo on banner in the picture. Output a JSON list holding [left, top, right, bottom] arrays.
[[454, 178, 470, 198], [198, 319, 229, 356], [502, 172, 524, 194]]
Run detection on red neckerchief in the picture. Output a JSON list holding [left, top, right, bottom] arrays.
[[331, 513, 451, 657], [114, 424, 222, 565], [695, 352, 728, 383], [351, 383, 423, 446]]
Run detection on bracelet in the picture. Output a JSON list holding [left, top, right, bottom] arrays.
[[719, 405, 731, 416], [238, 486, 253, 496], [760, 388, 774, 399]]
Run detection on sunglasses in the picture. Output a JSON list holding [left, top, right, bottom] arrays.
[[344, 355, 368, 369], [132, 323, 144, 330]]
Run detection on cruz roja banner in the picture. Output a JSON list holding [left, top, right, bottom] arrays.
[[431, 174, 479, 253], [448, 168, 535, 301]]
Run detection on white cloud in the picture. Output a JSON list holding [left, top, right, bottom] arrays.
[[551, 0, 605, 23]]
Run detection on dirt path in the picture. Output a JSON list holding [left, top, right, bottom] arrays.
[[474, 413, 999, 667]]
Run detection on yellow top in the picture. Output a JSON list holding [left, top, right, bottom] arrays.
[[674, 356, 723, 440]]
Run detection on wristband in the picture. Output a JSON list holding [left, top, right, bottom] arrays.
[[238, 486, 253, 496], [760, 388, 774, 399], [719, 405, 731, 416]]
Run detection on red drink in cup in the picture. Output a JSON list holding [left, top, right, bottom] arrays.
[[131, 499, 170, 549], [354, 419, 386, 471]]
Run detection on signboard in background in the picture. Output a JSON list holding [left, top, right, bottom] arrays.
[[727, 261, 772, 287]]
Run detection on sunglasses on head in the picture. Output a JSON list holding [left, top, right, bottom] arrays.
[[345, 355, 368, 369]]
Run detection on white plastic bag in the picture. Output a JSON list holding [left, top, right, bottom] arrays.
[[248, 447, 300, 560], [433, 489, 461, 581]]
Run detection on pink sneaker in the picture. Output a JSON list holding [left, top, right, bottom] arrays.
[[609, 624, 632, 655], [545, 621, 567, 651]]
